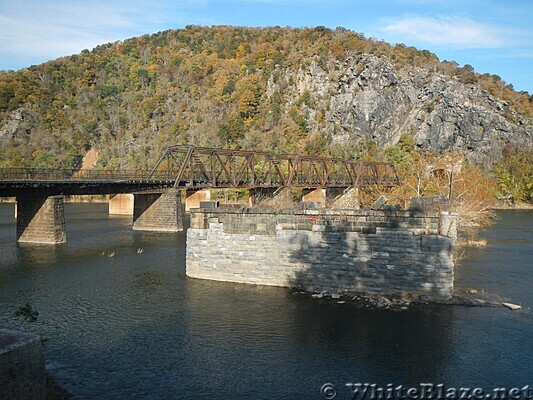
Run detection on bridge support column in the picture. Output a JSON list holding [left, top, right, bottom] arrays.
[[133, 190, 183, 232], [185, 190, 211, 212], [16, 196, 67, 244], [328, 187, 360, 209], [109, 194, 134, 215], [248, 188, 292, 208], [301, 188, 326, 206]]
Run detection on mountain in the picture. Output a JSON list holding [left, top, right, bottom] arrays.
[[0, 25, 531, 170]]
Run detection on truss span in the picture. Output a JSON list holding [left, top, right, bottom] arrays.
[[150, 145, 399, 189]]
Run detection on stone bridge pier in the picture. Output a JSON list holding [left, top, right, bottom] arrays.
[[247, 188, 293, 208], [16, 195, 67, 244], [133, 190, 183, 232], [109, 189, 211, 215], [186, 205, 457, 302]]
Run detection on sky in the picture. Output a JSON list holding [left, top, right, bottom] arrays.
[[0, 0, 531, 93]]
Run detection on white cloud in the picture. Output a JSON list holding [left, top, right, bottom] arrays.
[[0, 1, 139, 62], [382, 15, 506, 49], [0, 0, 207, 69]]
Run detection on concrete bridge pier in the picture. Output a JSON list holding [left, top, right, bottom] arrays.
[[302, 188, 326, 206], [16, 195, 67, 244], [184, 189, 211, 212], [133, 190, 183, 232], [109, 194, 134, 215]]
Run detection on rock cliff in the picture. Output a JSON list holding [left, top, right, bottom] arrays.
[[291, 54, 531, 163]]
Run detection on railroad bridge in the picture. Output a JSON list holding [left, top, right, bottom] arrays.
[[0, 145, 398, 244]]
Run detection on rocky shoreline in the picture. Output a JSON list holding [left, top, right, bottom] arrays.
[[293, 287, 513, 311]]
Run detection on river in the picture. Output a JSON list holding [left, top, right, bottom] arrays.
[[0, 205, 531, 399]]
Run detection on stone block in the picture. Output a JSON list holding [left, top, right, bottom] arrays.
[[300, 201, 322, 210], [200, 201, 219, 209], [371, 195, 388, 210], [0, 329, 46, 400], [383, 203, 401, 211]]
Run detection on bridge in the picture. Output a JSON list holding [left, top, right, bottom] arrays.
[[0, 145, 398, 244]]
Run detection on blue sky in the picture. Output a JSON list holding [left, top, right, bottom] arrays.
[[0, 0, 531, 93]]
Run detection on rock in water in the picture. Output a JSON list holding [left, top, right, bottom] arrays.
[[502, 302, 521, 310]]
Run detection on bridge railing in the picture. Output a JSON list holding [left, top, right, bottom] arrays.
[[0, 168, 174, 182]]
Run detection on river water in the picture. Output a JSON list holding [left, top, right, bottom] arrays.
[[0, 204, 531, 399]]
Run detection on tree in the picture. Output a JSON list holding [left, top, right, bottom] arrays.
[[14, 303, 39, 325], [381, 150, 496, 236], [493, 148, 533, 204], [237, 89, 259, 119]]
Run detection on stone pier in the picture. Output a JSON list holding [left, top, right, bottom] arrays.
[[249, 187, 360, 209], [329, 187, 360, 209], [16, 196, 67, 244], [248, 188, 292, 207], [0, 329, 46, 400], [133, 190, 183, 232], [109, 194, 134, 215], [187, 206, 456, 302]]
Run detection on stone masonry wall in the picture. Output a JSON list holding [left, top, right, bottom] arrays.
[[186, 207, 456, 301]]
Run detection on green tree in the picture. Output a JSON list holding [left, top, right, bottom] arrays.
[[493, 148, 533, 203]]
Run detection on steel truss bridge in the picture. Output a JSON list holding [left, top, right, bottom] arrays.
[[151, 146, 399, 189], [0, 146, 398, 197]]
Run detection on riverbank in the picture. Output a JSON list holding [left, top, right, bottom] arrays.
[[491, 202, 533, 210]]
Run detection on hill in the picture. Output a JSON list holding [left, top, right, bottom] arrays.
[[0, 25, 531, 170]]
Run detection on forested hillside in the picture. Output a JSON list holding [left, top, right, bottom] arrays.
[[0, 25, 531, 173]]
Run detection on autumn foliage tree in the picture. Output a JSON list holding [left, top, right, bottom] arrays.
[[365, 136, 498, 236]]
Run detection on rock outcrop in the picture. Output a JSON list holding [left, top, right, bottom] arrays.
[[0, 108, 36, 141], [291, 54, 531, 163]]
